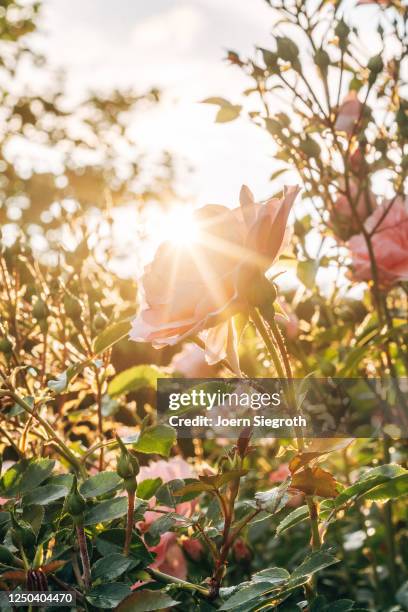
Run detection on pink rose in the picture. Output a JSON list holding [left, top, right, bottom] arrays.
[[170, 343, 219, 378], [349, 196, 408, 287], [137, 457, 195, 580], [233, 538, 251, 562], [357, 0, 391, 5], [335, 92, 363, 136], [130, 185, 299, 365], [269, 463, 304, 507], [350, 147, 366, 176], [275, 297, 299, 340], [331, 181, 376, 239], [182, 537, 204, 561]]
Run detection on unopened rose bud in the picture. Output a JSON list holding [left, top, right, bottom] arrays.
[[276, 37, 299, 65], [63, 293, 83, 320], [314, 48, 330, 74], [0, 337, 13, 354], [32, 298, 49, 322], [93, 312, 108, 333], [367, 54, 383, 75], [66, 477, 86, 522], [116, 435, 139, 492], [335, 20, 350, 50]]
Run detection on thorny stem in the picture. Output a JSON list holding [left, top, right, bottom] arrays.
[[146, 567, 210, 597], [250, 307, 285, 379], [306, 496, 321, 603], [0, 380, 85, 478], [123, 489, 135, 557], [76, 524, 91, 590]]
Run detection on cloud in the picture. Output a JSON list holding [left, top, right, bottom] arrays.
[[129, 4, 203, 55]]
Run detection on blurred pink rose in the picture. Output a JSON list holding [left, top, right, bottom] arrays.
[[350, 147, 366, 176], [170, 343, 219, 378], [357, 0, 391, 4], [130, 185, 299, 365], [331, 181, 376, 239], [137, 456, 195, 580], [233, 538, 251, 562], [349, 196, 408, 287], [275, 297, 299, 340], [335, 92, 363, 136], [269, 463, 304, 507], [182, 537, 204, 561]]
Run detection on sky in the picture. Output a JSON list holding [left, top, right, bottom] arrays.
[[28, 0, 384, 285], [35, 0, 295, 207]]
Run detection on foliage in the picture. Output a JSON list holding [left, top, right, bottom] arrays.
[[1, 1, 408, 611]]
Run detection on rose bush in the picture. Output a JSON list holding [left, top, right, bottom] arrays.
[[0, 0, 407, 611]]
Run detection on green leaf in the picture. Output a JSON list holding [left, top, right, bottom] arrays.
[[173, 480, 213, 497], [0, 459, 55, 498], [92, 319, 132, 354], [116, 589, 180, 612], [22, 484, 68, 506], [86, 583, 132, 609], [84, 496, 128, 525], [80, 472, 122, 498], [22, 504, 44, 537], [255, 484, 289, 514], [136, 478, 162, 500], [297, 259, 318, 289], [201, 97, 230, 106], [276, 505, 309, 535], [397, 580, 408, 609], [327, 601, 355, 612], [92, 554, 137, 582], [252, 567, 290, 585], [95, 529, 153, 564], [0, 545, 16, 565], [363, 473, 408, 502], [219, 582, 275, 610], [333, 464, 407, 509], [290, 551, 340, 582], [133, 424, 176, 457], [216, 104, 242, 123], [108, 365, 165, 397]]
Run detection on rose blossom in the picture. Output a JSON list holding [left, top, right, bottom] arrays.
[[269, 463, 304, 507], [136, 456, 195, 580], [349, 196, 408, 286], [335, 92, 363, 136], [331, 181, 376, 239], [170, 342, 219, 378], [130, 185, 299, 365]]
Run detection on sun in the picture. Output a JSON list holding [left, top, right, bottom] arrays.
[[158, 206, 200, 247]]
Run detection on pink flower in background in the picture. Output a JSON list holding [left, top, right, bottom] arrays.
[[350, 147, 366, 176], [130, 185, 299, 366], [275, 297, 299, 340], [269, 463, 304, 507], [233, 538, 251, 561], [170, 343, 219, 378], [137, 456, 195, 580], [335, 92, 363, 136], [182, 537, 204, 561], [349, 196, 408, 287], [331, 181, 376, 239], [269, 463, 291, 483], [357, 0, 392, 5]]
